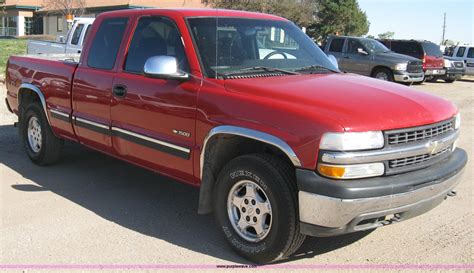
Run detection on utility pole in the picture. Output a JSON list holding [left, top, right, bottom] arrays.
[[441, 12, 446, 45]]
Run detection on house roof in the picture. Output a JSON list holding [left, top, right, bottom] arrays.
[[2, 0, 206, 11]]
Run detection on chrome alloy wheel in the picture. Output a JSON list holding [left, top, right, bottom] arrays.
[[27, 116, 42, 153], [227, 180, 273, 242], [375, 72, 389, 81]]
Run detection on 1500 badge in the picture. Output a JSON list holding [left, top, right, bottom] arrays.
[[173, 129, 191, 138]]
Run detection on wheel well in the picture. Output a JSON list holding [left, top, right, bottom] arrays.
[[198, 134, 295, 214], [371, 66, 392, 77], [18, 88, 41, 116]]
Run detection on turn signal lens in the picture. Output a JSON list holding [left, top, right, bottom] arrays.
[[318, 163, 385, 179]]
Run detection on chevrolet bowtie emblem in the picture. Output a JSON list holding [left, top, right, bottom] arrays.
[[426, 140, 439, 155]]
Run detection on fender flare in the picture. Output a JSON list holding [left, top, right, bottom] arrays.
[[18, 83, 51, 124], [198, 125, 302, 214]]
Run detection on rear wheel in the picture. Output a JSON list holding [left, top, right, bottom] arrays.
[[20, 103, 63, 165], [372, 68, 394, 82], [214, 154, 305, 264]]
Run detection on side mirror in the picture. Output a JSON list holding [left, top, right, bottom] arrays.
[[358, 48, 369, 55], [327, 54, 339, 69], [144, 56, 189, 81]]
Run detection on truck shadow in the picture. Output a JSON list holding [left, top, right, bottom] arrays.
[[0, 124, 372, 264]]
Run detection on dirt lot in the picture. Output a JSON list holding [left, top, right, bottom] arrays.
[[0, 79, 472, 270]]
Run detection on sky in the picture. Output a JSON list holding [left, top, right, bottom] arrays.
[[358, 0, 473, 45]]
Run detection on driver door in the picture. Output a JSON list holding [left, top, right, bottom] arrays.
[[111, 16, 200, 182], [342, 39, 372, 76]]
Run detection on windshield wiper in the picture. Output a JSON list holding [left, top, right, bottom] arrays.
[[222, 66, 299, 78], [295, 65, 339, 73]]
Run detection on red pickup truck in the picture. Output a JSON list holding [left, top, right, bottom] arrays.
[[4, 9, 467, 263]]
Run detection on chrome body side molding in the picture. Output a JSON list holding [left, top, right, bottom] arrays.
[[200, 125, 302, 179]]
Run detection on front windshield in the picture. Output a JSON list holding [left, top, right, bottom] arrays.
[[187, 17, 339, 78], [359, 39, 391, 53]]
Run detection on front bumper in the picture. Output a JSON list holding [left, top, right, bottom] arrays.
[[297, 148, 467, 237], [393, 71, 424, 83], [444, 68, 465, 79]]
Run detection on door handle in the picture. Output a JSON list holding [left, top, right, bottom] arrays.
[[113, 85, 127, 98]]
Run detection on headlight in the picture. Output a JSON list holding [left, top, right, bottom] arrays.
[[320, 131, 384, 151], [455, 112, 461, 130], [444, 59, 452, 68], [318, 163, 385, 179], [394, 63, 408, 71]]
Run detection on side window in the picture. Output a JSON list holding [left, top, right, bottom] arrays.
[[71, 24, 84, 45], [124, 17, 189, 73], [328, 38, 344, 53], [347, 39, 365, 54], [467, 47, 474, 58], [87, 18, 128, 70], [82, 25, 92, 45], [456, 47, 466, 57]]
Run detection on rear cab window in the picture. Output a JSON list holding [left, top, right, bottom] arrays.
[[329, 38, 344, 53], [87, 18, 129, 70]]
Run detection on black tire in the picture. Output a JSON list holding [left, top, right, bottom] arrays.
[[372, 68, 394, 82], [214, 154, 305, 264], [19, 103, 63, 165], [444, 78, 455, 83], [426, 76, 438, 83]]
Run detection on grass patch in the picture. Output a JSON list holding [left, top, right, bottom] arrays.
[[0, 39, 27, 78]]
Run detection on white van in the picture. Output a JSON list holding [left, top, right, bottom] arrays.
[[445, 45, 474, 76]]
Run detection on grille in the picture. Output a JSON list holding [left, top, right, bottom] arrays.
[[389, 147, 451, 168], [407, 61, 423, 73], [387, 120, 454, 145]]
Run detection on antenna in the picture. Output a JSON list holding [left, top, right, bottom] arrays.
[[441, 12, 446, 45]]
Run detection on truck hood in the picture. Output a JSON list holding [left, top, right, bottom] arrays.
[[223, 73, 457, 132], [374, 52, 421, 63]]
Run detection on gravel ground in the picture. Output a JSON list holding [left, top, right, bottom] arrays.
[[0, 78, 472, 271]]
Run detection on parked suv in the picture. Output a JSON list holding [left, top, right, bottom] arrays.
[[323, 35, 424, 83], [444, 45, 474, 76], [379, 40, 445, 81]]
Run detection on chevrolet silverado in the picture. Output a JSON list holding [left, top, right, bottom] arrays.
[[5, 9, 467, 263]]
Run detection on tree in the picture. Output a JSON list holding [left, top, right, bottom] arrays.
[[366, 34, 375, 39], [306, 0, 370, 43], [377, 31, 395, 40], [206, 0, 318, 27], [42, 0, 86, 18]]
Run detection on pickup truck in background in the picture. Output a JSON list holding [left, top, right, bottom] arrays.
[[444, 45, 474, 76], [5, 9, 467, 263], [379, 39, 446, 82], [323, 35, 424, 83], [27, 18, 94, 55]]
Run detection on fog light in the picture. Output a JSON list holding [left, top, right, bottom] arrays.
[[318, 163, 385, 179]]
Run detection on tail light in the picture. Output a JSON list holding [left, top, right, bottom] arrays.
[[422, 53, 426, 70]]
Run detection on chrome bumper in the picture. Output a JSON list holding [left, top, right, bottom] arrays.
[[394, 72, 424, 83], [299, 168, 464, 233]]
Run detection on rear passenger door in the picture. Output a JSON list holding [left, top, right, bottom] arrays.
[[466, 47, 474, 74], [326, 37, 345, 67], [111, 16, 200, 182], [66, 23, 85, 54], [72, 17, 129, 153]]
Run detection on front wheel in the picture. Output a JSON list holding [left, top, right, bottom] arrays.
[[214, 154, 305, 264], [20, 103, 63, 165], [444, 78, 455, 83], [372, 68, 394, 82]]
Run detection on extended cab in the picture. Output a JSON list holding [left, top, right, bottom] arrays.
[[323, 35, 424, 83], [5, 9, 467, 263], [27, 18, 94, 55]]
